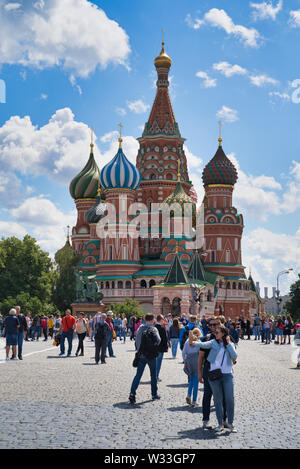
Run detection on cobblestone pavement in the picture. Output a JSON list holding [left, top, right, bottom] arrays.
[[0, 336, 299, 449]]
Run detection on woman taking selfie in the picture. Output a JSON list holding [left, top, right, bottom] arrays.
[[199, 325, 238, 433]]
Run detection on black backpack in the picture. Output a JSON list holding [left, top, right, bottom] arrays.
[[95, 322, 107, 340], [180, 324, 195, 350], [139, 327, 159, 359]]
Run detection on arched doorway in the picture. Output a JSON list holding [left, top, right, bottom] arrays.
[[172, 297, 181, 316], [161, 297, 171, 315]]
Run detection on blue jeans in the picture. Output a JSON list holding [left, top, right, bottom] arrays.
[[265, 328, 271, 343], [130, 355, 158, 398], [253, 325, 260, 339], [188, 372, 199, 403], [170, 338, 179, 357], [208, 373, 234, 425], [106, 331, 114, 357], [156, 352, 164, 379], [60, 330, 73, 355], [121, 328, 126, 342], [17, 331, 24, 358]]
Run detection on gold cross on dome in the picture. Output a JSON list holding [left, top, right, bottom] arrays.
[[90, 127, 94, 148], [67, 225, 70, 241], [218, 120, 222, 147], [118, 123, 123, 148], [162, 28, 165, 44]]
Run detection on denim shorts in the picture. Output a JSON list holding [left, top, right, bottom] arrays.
[[276, 328, 283, 336], [6, 334, 18, 346]]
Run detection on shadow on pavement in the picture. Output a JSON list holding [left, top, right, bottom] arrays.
[[113, 400, 153, 410], [167, 405, 203, 413], [166, 383, 188, 388], [161, 427, 223, 442]]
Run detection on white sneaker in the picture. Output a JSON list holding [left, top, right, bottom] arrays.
[[203, 421, 212, 430], [5, 357, 9, 361], [215, 425, 224, 433], [227, 423, 237, 433], [191, 402, 199, 407]]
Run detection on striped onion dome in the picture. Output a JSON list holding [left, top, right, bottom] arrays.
[[85, 193, 107, 224], [202, 146, 238, 187], [100, 146, 141, 191], [69, 146, 100, 199]]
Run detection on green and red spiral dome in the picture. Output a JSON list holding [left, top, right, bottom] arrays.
[[202, 146, 238, 187]]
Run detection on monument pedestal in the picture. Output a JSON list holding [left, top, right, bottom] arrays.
[[71, 302, 106, 317]]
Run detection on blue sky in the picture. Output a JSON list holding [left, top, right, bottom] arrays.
[[0, 0, 299, 296]]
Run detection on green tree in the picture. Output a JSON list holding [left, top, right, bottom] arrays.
[[109, 298, 147, 320], [52, 239, 81, 311], [0, 235, 55, 306], [285, 273, 300, 322]]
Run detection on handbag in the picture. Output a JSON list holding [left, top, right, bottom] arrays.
[[208, 350, 226, 381], [132, 351, 141, 368]]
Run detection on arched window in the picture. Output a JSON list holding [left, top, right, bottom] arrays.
[[109, 246, 113, 260], [166, 173, 173, 180], [150, 173, 156, 180], [140, 279, 147, 288], [232, 282, 236, 290], [207, 291, 212, 302], [227, 282, 231, 289], [105, 281, 110, 289], [100, 282, 104, 289], [238, 282, 242, 290], [118, 281, 123, 289], [149, 279, 156, 287], [111, 281, 115, 289], [125, 281, 131, 289]]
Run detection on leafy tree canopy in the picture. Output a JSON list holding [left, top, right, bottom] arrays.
[[285, 273, 300, 322], [109, 298, 147, 320]]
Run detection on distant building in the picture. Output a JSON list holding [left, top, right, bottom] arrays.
[[262, 285, 290, 315]]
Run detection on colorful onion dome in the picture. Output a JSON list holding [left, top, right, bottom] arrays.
[[202, 145, 238, 187], [154, 42, 172, 69], [69, 144, 100, 199], [85, 186, 107, 224], [100, 144, 141, 191]]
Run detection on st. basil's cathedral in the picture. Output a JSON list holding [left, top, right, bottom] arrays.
[[67, 42, 264, 320]]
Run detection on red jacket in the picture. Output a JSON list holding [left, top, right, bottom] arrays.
[[105, 318, 114, 333]]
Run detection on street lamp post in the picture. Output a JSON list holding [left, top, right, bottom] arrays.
[[276, 269, 293, 315]]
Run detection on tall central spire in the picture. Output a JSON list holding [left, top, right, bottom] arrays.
[[143, 41, 179, 137]]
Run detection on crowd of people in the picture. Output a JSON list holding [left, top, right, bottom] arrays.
[[1, 306, 300, 433]]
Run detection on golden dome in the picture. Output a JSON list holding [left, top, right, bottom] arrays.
[[154, 42, 172, 69]]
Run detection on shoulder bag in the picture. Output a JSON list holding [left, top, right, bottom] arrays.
[[208, 349, 226, 381]]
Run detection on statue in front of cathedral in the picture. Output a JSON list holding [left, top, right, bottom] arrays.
[[75, 272, 103, 304]]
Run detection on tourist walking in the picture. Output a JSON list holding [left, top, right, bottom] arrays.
[[155, 314, 169, 381], [120, 313, 127, 343], [41, 315, 48, 341], [114, 314, 122, 340], [283, 315, 293, 344], [4, 308, 20, 361], [106, 311, 116, 357], [129, 313, 161, 404], [128, 315, 136, 341], [179, 315, 199, 352], [58, 309, 76, 357], [199, 325, 238, 433], [168, 317, 181, 358], [0, 313, 4, 337], [183, 328, 203, 407], [198, 316, 222, 429], [15, 306, 27, 360], [25, 313, 32, 341], [134, 317, 142, 338], [94, 313, 111, 364], [75, 313, 89, 356], [276, 316, 285, 344], [245, 318, 251, 340], [253, 314, 261, 340], [48, 315, 54, 338], [264, 316, 271, 344]]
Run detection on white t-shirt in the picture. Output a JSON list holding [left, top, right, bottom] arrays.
[[209, 343, 232, 374]]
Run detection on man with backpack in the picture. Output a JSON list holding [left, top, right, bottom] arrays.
[[129, 313, 161, 404], [94, 313, 111, 364]]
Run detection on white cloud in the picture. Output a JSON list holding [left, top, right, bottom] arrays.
[[289, 9, 300, 28], [0, 221, 27, 238], [127, 100, 150, 114], [116, 107, 127, 116], [195, 71, 217, 88], [249, 74, 279, 87], [186, 9, 261, 47], [40, 93, 48, 100], [250, 1, 283, 21], [269, 91, 290, 102], [243, 228, 299, 295], [4, 2, 21, 11], [0, 0, 131, 77], [213, 61, 248, 77], [216, 106, 239, 123]]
